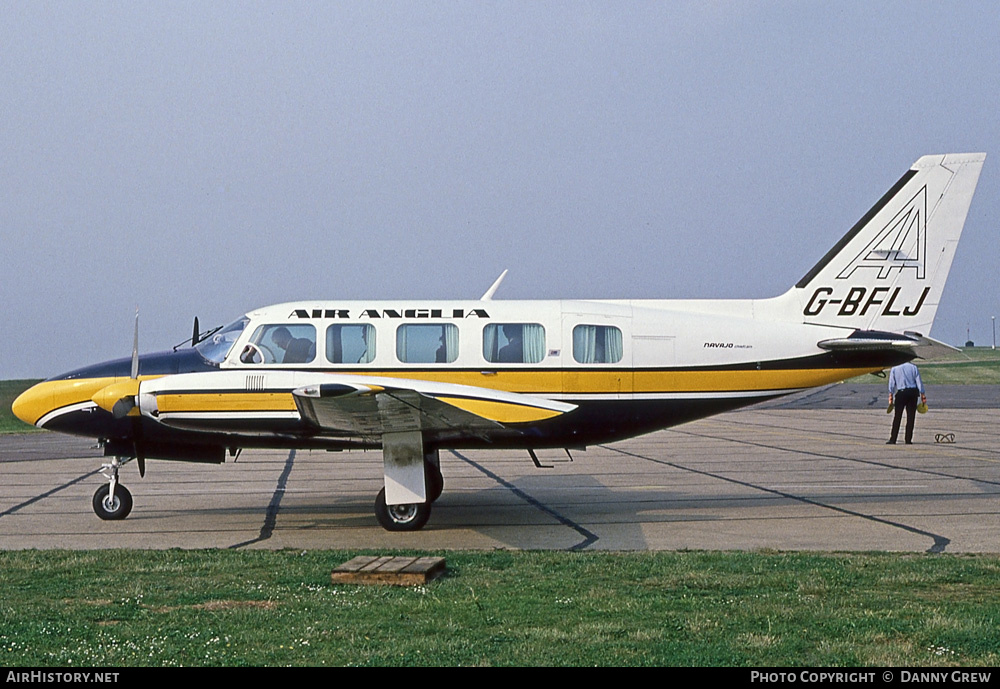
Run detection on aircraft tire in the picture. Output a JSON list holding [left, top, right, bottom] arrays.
[[93, 484, 133, 521], [426, 464, 444, 503], [374, 488, 431, 532]]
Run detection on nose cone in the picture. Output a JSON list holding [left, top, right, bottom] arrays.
[[12, 382, 53, 427]]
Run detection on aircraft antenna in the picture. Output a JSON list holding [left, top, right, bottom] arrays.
[[480, 269, 508, 301]]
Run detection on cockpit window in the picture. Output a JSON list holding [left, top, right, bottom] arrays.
[[240, 324, 317, 365], [194, 317, 249, 364]]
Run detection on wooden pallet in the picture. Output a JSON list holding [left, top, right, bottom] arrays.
[[331, 555, 446, 586]]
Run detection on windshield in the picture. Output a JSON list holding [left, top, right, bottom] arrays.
[[194, 317, 250, 364]]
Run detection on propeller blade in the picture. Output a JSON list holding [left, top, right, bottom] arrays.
[[132, 418, 146, 477], [191, 316, 201, 346], [130, 307, 139, 380]]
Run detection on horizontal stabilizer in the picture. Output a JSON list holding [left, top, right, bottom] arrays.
[[818, 330, 960, 360], [901, 332, 962, 359]]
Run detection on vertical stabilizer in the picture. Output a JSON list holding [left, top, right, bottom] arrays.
[[789, 153, 984, 335]]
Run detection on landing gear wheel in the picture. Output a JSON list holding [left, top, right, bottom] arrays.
[[374, 488, 431, 532], [93, 484, 133, 520], [426, 464, 444, 503]]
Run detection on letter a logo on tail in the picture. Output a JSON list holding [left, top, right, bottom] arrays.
[[837, 186, 927, 281]]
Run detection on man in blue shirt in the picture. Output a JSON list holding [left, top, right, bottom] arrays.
[[887, 361, 927, 444]]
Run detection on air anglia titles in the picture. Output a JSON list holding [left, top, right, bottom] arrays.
[[289, 308, 490, 319]]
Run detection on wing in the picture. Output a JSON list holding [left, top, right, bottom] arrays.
[[138, 370, 576, 444], [292, 376, 577, 439]]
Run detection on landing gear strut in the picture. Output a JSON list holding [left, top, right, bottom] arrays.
[[93, 456, 134, 520]]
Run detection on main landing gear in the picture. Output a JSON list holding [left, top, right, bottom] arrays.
[[373, 450, 444, 532], [93, 456, 133, 520]]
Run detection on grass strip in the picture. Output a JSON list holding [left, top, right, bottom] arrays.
[[1, 549, 998, 666], [848, 349, 1000, 386], [0, 379, 43, 433]]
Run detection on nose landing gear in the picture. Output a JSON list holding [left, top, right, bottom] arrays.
[[93, 457, 134, 520]]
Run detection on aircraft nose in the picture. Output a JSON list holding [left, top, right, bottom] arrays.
[[12, 382, 52, 428]]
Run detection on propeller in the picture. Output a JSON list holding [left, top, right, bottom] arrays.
[[129, 308, 146, 477], [131, 307, 139, 379], [107, 308, 140, 419], [92, 308, 146, 476]]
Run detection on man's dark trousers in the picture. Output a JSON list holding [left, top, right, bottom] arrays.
[[890, 388, 920, 444]]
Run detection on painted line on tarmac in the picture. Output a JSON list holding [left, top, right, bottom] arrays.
[[0, 470, 101, 518], [450, 450, 598, 550], [675, 425, 1000, 488], [718, 413, 1000, 460], [604, 444, 951, 554]]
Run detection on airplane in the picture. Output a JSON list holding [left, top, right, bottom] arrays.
[[12, 153, 985, 531]]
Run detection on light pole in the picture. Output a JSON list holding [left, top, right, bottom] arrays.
[[993, 316, 996, 350]]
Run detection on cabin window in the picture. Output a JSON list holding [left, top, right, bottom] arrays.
[[326, 324, 376, 364], [483, 323, 546, 364], [572, 325, 623, 364], [240, 324, 316, 365], [396, 324, 458, 364]]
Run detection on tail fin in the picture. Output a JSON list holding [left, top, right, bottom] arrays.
[[789, 153, 985, 336]]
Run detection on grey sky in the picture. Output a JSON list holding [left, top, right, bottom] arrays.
[[2, 1, 998, 379]]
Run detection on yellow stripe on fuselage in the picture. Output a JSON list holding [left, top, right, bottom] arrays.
[[354, 366, 879, 395], [629, 367, 877, 393]]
